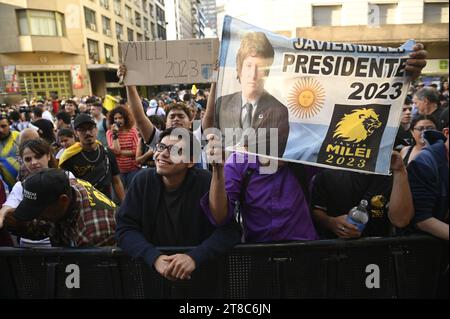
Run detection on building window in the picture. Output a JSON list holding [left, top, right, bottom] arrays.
[[105, 44, 114, 63], [19, 71, 72, 98], [157, 24, 166, 40], [87, 39, 99, 62], [114, 0, 121, 16], [136, 32, 143, 41], [156, 6, 165, 24], [125, 5, 133, 24], [143, 17, 149, 30], [84, 7, 97, 31], [156, 0, 164, 6], [149, 4, 154, 17], [127, 28, 134, 41], [424, 2, 449, 23], [17, 9, 65, 36], [102, 16, 112, 36], [143, 0, 148, 13], [312, 5, 342, 26], [151, 22, 155, 38], [370, 3, 397, 25], [100, 0, 110, 10], [135, 11, 141, 27], [115, 22, 123, 40]]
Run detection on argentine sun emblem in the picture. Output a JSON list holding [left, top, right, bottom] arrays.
[[287, 77, 325, 119]]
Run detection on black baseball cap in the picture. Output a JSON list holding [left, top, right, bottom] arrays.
[[73, 114, 96, 129], [14, 169, 70, 221]]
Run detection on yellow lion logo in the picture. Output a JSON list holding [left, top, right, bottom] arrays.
[[370, 195, 386, 209], [333, 108, 382, 143]]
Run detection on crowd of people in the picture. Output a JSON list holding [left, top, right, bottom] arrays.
[[0, 41, 448, 283]]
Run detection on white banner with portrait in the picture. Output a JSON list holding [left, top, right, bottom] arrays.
[[216, 16, 414, 175]]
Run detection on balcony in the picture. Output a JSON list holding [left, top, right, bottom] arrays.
[[0, 35, 80, 55]]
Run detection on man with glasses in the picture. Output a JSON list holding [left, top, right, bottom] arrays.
[[118, 65, 209, 170], [115, 127, 241, 284], [59, 114, 125, 203], [0, 113, 20, 191]]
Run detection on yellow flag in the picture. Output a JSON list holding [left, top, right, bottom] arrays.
[[191, 84, 198, 95], [103, 95, 118, 111]]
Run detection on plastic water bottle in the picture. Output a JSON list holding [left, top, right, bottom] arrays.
[[346, 199, 369, 233]]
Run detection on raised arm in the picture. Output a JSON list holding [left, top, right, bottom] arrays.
[[406, 43, 427, 80], [135, 138, 154, 165], [388, 151, 414, 228], [118, 65, 154, 142], [202, 82, 216, 131], [206, 134, 228, 225]]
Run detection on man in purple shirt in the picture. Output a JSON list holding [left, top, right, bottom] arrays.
[[201, 141, 318, 243]]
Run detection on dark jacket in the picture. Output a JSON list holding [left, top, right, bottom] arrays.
[[215, 90, 290, 157], [115, 168, 241, 267], [408, 136, 449, 225]]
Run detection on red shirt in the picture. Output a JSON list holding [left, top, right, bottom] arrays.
[[52, 100, 59, 114], [107, 127, 139, 173]]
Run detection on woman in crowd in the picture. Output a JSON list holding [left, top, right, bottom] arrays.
[[0, 139, 72, 246], [400, 115, 438, 165], [106, 106, 140, 189]]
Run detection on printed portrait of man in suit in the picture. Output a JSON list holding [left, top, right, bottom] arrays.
[[215, 31, 289, 157]]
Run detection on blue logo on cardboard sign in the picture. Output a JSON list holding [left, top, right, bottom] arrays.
[[201, 64, 212, 79]]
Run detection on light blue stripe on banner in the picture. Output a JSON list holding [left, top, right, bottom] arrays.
[[219, 15, 232, 68], [375, 126, 398, 174], [284, 123, 329, 162]]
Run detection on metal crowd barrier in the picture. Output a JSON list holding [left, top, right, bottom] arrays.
[[0, 235, 447, 299]]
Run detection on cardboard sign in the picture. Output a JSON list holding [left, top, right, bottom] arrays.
[[119, 38, 219, 85]]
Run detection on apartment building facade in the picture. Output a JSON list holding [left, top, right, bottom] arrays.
[[202, 0, 217, 37], [217, 0, 449, 76], [0, 0, 166, 100], [166, 0, 206, 39]]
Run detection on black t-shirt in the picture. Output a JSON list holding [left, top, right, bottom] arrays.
[[60, 146, 120, 198], [394, 126, 412, 149], [311, 169, 393, 238], [153, 186, 184, 246], [431, 107, 445, 129], [139, 137, 155, 167]]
